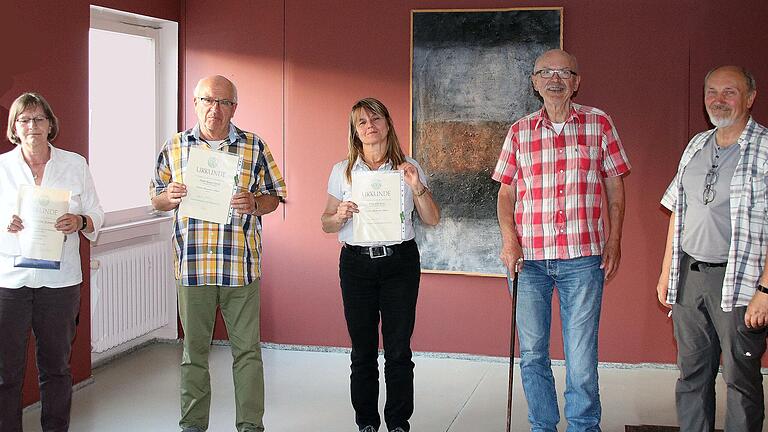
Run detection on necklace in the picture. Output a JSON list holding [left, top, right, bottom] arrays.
[[28, 161, 47, 181]]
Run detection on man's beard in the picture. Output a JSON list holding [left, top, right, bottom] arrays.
[[707, 105, 734, 128]]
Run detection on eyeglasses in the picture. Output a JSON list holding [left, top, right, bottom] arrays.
[[15, 117, 48, 126], [533, 68, 577, 79], [703, 168, 718, 205], [197, 97, 236, 108]]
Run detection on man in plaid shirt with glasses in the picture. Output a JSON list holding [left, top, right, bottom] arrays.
[[657, 65, 768, 432], [151, 75, 286, 432], [493, 49, 630, 431]]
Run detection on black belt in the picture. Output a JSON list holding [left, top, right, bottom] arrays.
[[689, 259, 727, 272], [345, 239, 415, 259]]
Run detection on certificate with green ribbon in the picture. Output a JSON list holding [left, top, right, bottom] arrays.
[[178, 147, 242, 224]]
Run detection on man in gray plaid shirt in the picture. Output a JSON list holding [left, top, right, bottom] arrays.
[[656, 65, 768, 432]]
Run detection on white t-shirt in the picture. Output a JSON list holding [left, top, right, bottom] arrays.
[[0, 144, 104, 288], [326, 156, 428, 246]]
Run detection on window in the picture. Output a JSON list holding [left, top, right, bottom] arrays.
[[89, 6, 178, 226]]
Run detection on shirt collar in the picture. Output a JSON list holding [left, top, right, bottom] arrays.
[[353, 156, 393, 171], [14, 142, 57, 163], [736, 116, 756, 150], [694, 116, 755, 153], [533, 104, 581, 130], [191, 123, 238, 146]]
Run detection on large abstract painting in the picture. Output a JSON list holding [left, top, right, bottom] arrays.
[[411, 8, 562, 276]]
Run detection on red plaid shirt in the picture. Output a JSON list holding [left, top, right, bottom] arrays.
[[492, 104, 631, 260]]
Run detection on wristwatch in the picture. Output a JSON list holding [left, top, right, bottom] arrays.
[[757, 284, 768, 294], [80, 215, 87, 231]]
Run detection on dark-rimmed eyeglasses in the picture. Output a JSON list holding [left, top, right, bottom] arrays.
[[703, 168, 718, 205], [197, 97, 236, 108], [533, 68, 577, 80], [15, 117, 48, 126]]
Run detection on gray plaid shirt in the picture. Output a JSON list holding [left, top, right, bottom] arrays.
[[661, 117, 768, 311]]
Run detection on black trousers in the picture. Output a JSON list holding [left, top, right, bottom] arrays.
[[339, 240, 420, 432], [0, 285, 81, 432], [673, 254, 766, 432]]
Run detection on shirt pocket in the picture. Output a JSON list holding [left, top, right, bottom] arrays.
[[576, 142, 600, 183], [746, 176, 767, 212], [733, 306, 768, 361], [743, 176, 768, 240]]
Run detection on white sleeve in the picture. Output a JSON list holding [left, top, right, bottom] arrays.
[[327, 162, 346, 200], [79, 160, 105, 241]]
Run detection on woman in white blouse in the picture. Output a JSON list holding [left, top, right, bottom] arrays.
[[0, 92, 104, 431], [321, 98, 439, 432]]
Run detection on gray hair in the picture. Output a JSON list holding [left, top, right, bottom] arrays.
[[705, 66, 756, 94]]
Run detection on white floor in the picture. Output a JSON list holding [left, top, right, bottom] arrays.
[[21, 343, 768, 432]]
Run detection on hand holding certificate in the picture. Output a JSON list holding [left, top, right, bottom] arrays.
[[351, 171, 405, 243], [178, 147, 243, 224], [15, 184, 71, 265]]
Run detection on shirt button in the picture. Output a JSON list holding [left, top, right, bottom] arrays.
[[559, 190, 563, 194]]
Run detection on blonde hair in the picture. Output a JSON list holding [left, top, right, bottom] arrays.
[[345, 98, 406, 183]]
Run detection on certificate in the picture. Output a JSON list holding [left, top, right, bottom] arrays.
[[16, 184, 71, 263], [178, 147, 242, 224], [351, 171, 405, 243]]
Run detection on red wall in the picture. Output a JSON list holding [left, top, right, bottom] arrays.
[[4, 0, 767, 410], [1, 0, 180, 406], [184, 0, 768, 366]]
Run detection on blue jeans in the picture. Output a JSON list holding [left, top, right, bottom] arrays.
[[514, 256, 604, 432]]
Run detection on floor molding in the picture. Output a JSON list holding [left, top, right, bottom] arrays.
[[98, 336, 768, 375], [22, 377, 95, 414], [625, 426, 722, 432], [257, 341, 682, 371]]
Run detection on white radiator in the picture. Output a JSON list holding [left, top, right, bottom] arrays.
[[91, 240, 173, 353]]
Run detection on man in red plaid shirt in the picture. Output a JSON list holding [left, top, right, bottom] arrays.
[[493, 49, 630, 432]]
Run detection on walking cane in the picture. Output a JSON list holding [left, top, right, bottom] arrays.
[[506, 266, 519, 432]]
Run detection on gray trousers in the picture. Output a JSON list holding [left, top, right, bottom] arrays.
[[0, 285, 81, 432], [673, 254, 766, 432]]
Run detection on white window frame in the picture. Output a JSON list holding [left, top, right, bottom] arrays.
[[89, 6, 178, 239]]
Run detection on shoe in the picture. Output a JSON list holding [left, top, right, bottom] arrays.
[[360, 427, 378, 432], [181, 428, 203, 432], [390, 428, 406, 432]]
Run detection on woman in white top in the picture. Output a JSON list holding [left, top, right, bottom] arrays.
[[321, 98, 439, 432], [0, 93, 104, 431]]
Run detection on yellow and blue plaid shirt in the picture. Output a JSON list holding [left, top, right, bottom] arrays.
[[151, 124, 287, 287]]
